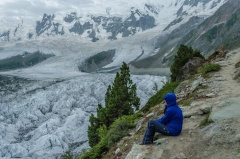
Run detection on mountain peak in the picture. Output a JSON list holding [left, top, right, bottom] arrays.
[[0, 0, 226, 42]]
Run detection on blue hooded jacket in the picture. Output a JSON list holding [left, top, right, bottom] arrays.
[[157, 93, 183, 136]]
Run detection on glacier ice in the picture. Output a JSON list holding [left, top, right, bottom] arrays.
[[0, 73, 167, 158]]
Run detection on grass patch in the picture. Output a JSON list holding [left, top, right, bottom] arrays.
[[203, 64, 221, 74], [235, 61, 240, 68]]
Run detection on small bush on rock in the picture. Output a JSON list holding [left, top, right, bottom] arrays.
[[107, 114, 139, 146], [203, 64, 221, 74]]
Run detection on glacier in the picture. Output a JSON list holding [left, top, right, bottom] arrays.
[[0, 74, 167, 158]]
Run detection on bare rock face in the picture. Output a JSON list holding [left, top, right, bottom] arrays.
[[210, 97, 240, 122], [190, 76, 205, 92], [182, 57, 204, 80]]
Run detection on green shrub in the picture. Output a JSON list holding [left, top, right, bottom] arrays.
[[81, 114, 140, 159], [203, 64, 221, 74], [141, 82, 179, 112], [80, 137, 108, 159], [235, 61, 240, 68], [106, 114, 139, 147]]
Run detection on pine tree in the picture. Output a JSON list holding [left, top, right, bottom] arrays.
[[88, 103, 109, 147], [87, 62, 140, 147], [88, 113, 100, 147], [104, 62, 140, 126]]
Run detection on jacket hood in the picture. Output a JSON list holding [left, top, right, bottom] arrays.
[[164, 93, 177, 107]]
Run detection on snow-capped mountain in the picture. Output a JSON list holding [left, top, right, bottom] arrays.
[[132, 0, 240, 68], [0, 0, 227, 79], [0, 0, 226, 43]]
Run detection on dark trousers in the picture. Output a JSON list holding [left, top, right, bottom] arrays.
[[142, 120, 172, 144]]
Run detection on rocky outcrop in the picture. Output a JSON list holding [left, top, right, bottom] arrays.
[[182, 57, 204, 80], [79, 50, 115, 73], [210, 97, 240, 122], [36, 14, 55, 36]]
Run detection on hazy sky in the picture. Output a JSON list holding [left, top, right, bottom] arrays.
[[0, 0, 99, 20]]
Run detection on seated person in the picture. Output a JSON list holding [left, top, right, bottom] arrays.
[[141, 92, 183, 145]]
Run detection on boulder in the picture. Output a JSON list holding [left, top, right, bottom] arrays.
[[190, 76, 204, 92], [199, 104, 212, 114], [183, 111, 196, 118], [206, 93, 216, 98], [174, 80, 189, 94], [125, 144, 163, 159], [182, 57, 204, 80]]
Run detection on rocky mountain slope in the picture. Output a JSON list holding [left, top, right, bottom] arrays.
[[133, 0, 240, 68], [111, 48, 240, 159]]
